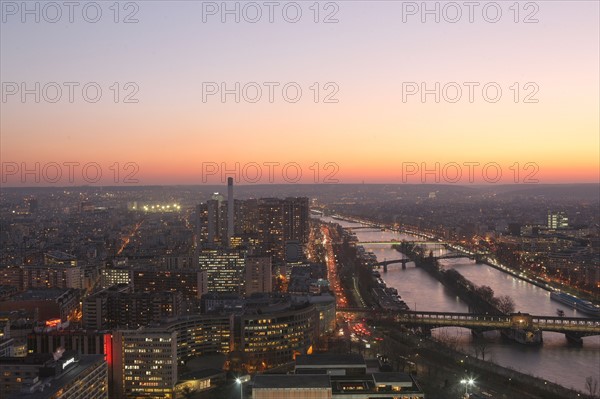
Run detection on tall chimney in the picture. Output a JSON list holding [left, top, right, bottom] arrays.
[[227, 177, 234, 243]]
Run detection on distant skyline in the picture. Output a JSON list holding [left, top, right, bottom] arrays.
[[1, 1, 598, 186]]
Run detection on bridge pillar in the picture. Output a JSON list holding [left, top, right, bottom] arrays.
[[383, 264, 388, 273], [471, 330, 483, 339], [565, 333, 583, 346], [402, 260, 406, 270]]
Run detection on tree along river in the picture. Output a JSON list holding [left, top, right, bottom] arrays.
[[319, 216, 600, 393]]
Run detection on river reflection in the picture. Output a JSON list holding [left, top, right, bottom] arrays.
[[318, 215, 600, 392]]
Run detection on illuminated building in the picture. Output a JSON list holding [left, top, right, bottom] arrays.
[[132, 203, 182, 213], [111, 313, 232, 398], [0, 320, 13, 357], [83, 286, 182, 329], [27, 330, 109, 357], [547, 211, 569, 229], [252, 375, 332, 399], [196, 203, 209, 244], [198, 248, 246, 294], [245, 256, 272, 295], [238, 301, 317, 371], [252, 354, 425, 398], [292, 294, 336, 335], [1, 352, 108, 399], [200, 293, 245, 313], [100, 267, 130, 289], [0, 289, 79, 322], [257, 198, 286, 261], [207, 194, 224, 243], [174, 369, 226, 397], [197, 191, 308, 257], [112, 330, 177, 399], [283, 197, 309, 244], [21, 264, 82, 290], [227, 177, 234, 242], [161, 314, 233, 362], [44, 251, 77, 267], [256, 198, 309, 263], [131, 269, 207, 299]]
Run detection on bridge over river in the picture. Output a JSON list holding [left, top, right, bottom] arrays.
[[337, 308, 600, 345], [373, 253, 481, 271]]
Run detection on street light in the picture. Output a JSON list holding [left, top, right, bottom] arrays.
[[236, 375, 250, 399], [460, 378, 475, 397]]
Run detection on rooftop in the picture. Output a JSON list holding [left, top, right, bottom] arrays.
[[253, 375, 331, 389], [295, 353, 366, 367], [12, 289, 73, 301], [6, 355, 106, 399], [372, 372, 414, 385]]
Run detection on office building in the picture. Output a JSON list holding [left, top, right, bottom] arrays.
[[238, 301, 317, 371], [245, 256, 272, 295], [283, 197, 310, 244], [548, 211, 569, 229], [161, 314, 233, 362], [130, 269, 207, 299], [198, 248, 245, 294], [227, 177, 234, 242], [83, 286, 182, 329], [112, 329, 177, 399], [100, 266, 131, 289]]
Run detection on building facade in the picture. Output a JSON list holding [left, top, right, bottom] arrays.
[[112, 330, 178, 399]]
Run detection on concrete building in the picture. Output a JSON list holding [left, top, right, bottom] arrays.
[[26, 330, 109, 357], [163, 314, 233, 362], [130, 269, 207, 299], [21, 264, 82, 290], [252, 354, 425, 399], [198, 248, 246, 294], [238, 301, 317, 371], [83, 286, 182, 329], [100, 267, 130, 289], [245, 256, 272, 295], [0, 289, 79, 322], [547, 211, 569, 229], [112, 329, 178, 399], [252, 375, 332, 399], [295, 354, 367, 376], [1, 352, 108, 399], [227, 177, 234, 242]]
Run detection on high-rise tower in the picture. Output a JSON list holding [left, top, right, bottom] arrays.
[[227, 177, 234, 243]]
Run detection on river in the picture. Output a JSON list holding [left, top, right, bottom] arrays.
[[318, 215, 600, 393]]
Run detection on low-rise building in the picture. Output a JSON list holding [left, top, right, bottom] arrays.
[[1, 352, 108, 399]]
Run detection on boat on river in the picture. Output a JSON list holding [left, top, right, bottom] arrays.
[[550, 291, 600, 317]]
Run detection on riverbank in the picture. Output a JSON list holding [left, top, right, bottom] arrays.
[[375, 322, 593, 399], [325, 213, 597, 306]]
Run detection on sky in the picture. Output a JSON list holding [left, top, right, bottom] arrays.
[[1, 0, 599, 186]]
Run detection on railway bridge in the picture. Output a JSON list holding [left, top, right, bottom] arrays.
[[337, 308, 600, 345]]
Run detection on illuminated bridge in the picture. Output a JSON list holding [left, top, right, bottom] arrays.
[[360, 241, 442, 245], [336, 309, 600, 344], [373, 252, 472, 271]]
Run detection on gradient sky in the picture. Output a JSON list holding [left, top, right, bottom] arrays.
[[1, 0, 598, 185]]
